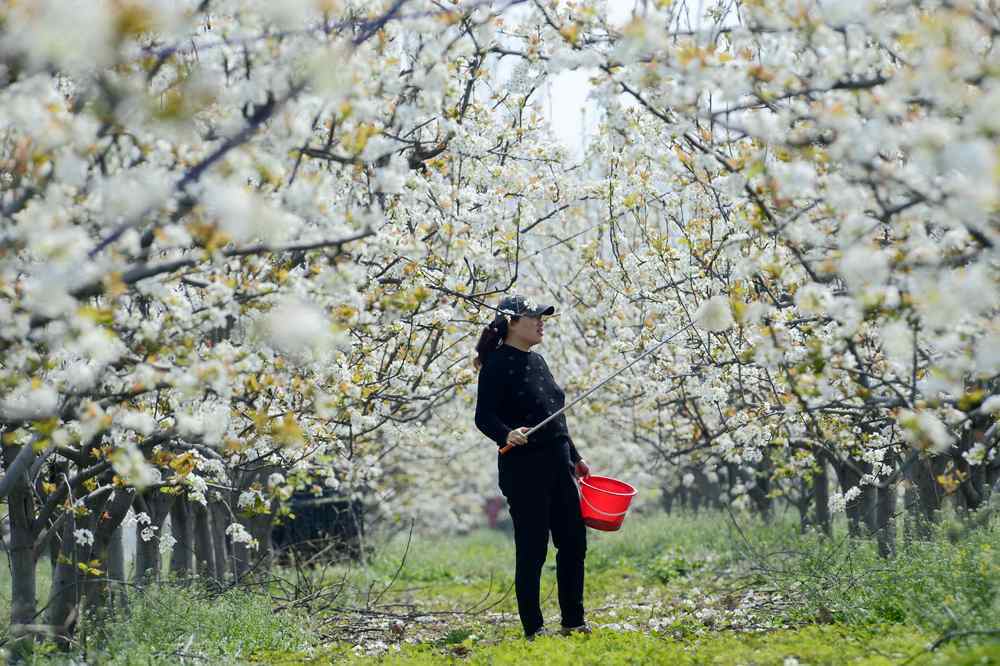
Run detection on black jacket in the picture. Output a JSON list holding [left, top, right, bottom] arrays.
[[474, 345, 582, 463]]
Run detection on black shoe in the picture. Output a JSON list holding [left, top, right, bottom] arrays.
[[526, 626, 551, 641], [559, 623, 592, 636]]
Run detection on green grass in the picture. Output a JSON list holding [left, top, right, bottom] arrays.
[[326, 625, 1000, 666], [2, 584, 313, 665], [353, 509, 741, 612], [94, 585, 313, 665], [1, 509, 997, 664], [253, 625, 1000, 665]]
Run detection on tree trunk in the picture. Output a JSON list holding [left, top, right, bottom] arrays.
[[192, 501, 216, 581], [231, 517, 254, 581], [660, 485, 675, 514], [797, 476, 811, 534], [82, 489, 135, 633], [232, 514, 274, 581], [251, 513, 274, 575], [987, 453, 1000, 503], [45, 519, 81, 649], [43, 479, 123, 649], [690, 474, 703, 513], [956, 458, 985, 513], [835, 459, 864, 537], [875, 480, 897, 558], [748, 454, 773, 522], [107, 526, 127, 610], [813, 452, 831, 536], [230, 470, 275, 580], [858, 476, 878, 536], [46, 487, 118, 649], [133, 491, 174, 587], [954, 415, 989, 514], [169, 497, 194, 579], [4, 445, 38, 657], [908, 455, 945, 539], [210, 499, 230, 581], [902, 480, 919, 544]]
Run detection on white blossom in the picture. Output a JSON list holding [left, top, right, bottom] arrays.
[[159, 533, 177, 556], [828, 487, 861, 514], [73, 529, 95, 547], [694, 296, 735, 332], [899, 410, 953, 454], [980, 396, 1000, 415], [111, 445, 160, 490], [262, 299, 335, 361], [225, 523, 259, 550], [118, 411, 156, 437], [0, 383, 59, 421]]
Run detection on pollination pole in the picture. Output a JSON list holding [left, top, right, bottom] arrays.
[[499, 322, 696, 455]]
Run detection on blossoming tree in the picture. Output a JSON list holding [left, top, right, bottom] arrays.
[[469, 0, 1000, 554], [0, 0, 583, 647], [1, 0, 998, 651]]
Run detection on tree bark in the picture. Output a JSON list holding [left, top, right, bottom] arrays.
[[690, 472, 703, 513], [231, 516, 254, 581], [38, 465, 118, 648], [0, 441, 38, 499], [45, 519, 81, 649], [660, 484, 675, 514], [232, 513, 274, 581], [192, 501, 216, 581], [835, 459, 864, 537], [4, 445, 38, 656], [107, 526, 127, 609], [813, 452, 831, 536], [858, 473, 878, 537], [210, 499, 230, 581], [169, 496, 194, 579], [39, 458, 69, 573], [230, 470, 275, 580], [250, 512, 274, 574], [748, 454, 773, 522], [908, 455, 945, 539], [989, 458, 1000, 509], [954, 415, 990, 514], [82, 490, 135, 628], [902, 479, 919, 544], [796, 476, 810, 534], [133, 491, 174, 587], [875, 480, 897, 558]]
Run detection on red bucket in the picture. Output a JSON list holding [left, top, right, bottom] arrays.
[[578, 475, 637, 531]]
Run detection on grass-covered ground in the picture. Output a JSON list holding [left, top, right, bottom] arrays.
[[2, 508, 998, 664]]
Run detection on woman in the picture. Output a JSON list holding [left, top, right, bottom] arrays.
[[474, 294, 592, 639]]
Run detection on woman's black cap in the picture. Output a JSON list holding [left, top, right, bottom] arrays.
[[497, 294, 555, 318]]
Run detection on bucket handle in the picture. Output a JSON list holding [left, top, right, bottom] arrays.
[[575, 478, 630, 518]]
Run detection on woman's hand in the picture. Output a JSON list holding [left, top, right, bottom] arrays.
[[505, 427, 530, 447], [574, 459, 591, 478]]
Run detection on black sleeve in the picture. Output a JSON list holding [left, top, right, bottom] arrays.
[[568, 438, 582, 464], [475, 360, 511, 448]]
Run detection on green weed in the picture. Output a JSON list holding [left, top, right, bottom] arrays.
[[90, 584, 312, 665], [1, 509, 997, 664]]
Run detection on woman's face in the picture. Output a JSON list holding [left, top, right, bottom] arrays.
[[507, 315, 545, 347]]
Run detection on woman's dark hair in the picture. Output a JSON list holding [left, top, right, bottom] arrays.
[[474, 314, 517, 370]]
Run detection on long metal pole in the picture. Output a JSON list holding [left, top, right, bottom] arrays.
[[499, 322, 695, 454]]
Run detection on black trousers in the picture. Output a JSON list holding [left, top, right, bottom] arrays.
[[498, 440, 587, 636]]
